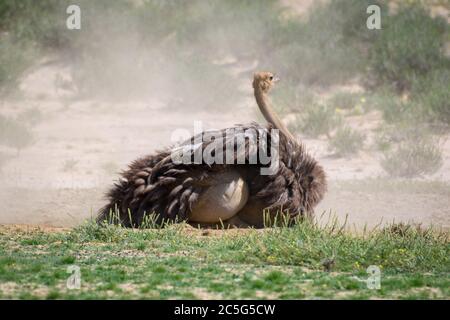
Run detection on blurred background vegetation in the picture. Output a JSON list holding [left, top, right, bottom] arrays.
[[0, 0, 449, 177]]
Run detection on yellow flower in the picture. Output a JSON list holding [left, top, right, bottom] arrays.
[[354, 105, 363, 115], [360, 97, 366, 103], [335, 108, 344, 114]]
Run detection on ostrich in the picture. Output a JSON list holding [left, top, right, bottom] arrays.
[[98, 72, 327, 228]]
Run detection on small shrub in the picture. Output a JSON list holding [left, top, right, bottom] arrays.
[[374, 123, 418, 151], [381, 138, 443, 178], [290, 104, 342, 138], [328, 126, 365, 157], [370, 92, 412, 123]]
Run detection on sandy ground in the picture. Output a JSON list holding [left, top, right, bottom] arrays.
[[0, 61, 449, 231]]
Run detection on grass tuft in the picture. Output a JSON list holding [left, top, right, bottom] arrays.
[[290, 104, 342, 138], [328, 126, 365, 157], [380, 138, 443, 178]]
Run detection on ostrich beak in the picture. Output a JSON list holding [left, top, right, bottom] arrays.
[[273, 76, 280, 83]]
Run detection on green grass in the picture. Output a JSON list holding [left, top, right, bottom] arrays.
[[0, 219, 448, 300]]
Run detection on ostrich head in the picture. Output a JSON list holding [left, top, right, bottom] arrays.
[[252, 72, 280, 93]]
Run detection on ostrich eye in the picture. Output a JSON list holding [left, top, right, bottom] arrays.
[[269, 76, 273, 80]]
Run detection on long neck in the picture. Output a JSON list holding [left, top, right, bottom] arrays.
[[254, 86, 296, 142]]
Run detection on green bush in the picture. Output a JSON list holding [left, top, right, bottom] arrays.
[[290, 104, 341, 138], [0, 0, 72, 93], [328, 126, 365, 156], [368, 4, 448, 92], [368, 89, 413, 123], [0, 0, 68, 46], [411, 69, 450, 126], [267, 0, 385, 87], [371, 69, 450, 127]]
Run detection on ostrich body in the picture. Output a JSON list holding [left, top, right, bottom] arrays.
[[98, 72, 327, 227]]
